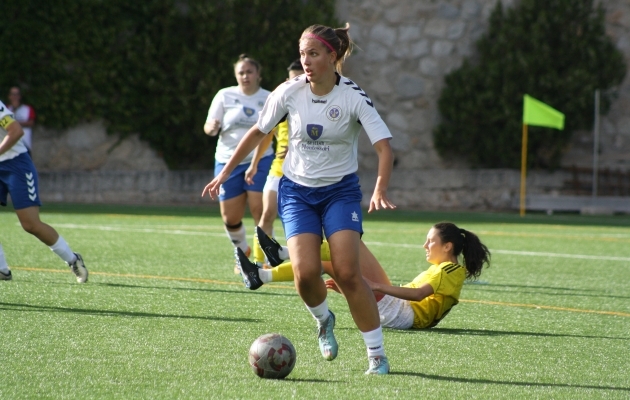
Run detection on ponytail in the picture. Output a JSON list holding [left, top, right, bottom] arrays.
[[301, 23, 354, 74], [433, 222, 491, 279]]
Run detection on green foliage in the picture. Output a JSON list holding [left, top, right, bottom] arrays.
[[0, 0, 338, 169], [434, 0, 626, 169]]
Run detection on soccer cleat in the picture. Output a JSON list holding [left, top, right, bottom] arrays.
[[68, 253, 88, 283], [365, 355, 390, 375], [0, 269, 12, 281], [256, 226, 285, 267], [235, 247, 264, 290], [234, 246, 251, 274], [317, 311, 338, 361]]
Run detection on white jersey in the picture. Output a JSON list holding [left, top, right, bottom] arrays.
[[0, 100, 28, 162], [8, 104, 35, 150], [257, 74, 392, 187], [207, 86, 273, 164]]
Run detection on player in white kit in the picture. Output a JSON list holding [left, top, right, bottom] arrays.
[[204, 54, 274, 273], [0, 101, 87, 283], [203, 24, 395, 374]]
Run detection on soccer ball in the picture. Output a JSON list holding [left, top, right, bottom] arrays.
[[248, 333, 296, 379]]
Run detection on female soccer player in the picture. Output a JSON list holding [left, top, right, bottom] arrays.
[[0, 100, 87, 282], [241, 222, 491, 330], [203, 24, 396, 374], [204, 54, 275, 273]]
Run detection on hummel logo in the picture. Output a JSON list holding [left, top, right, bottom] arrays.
[[312, 99, 327, 104], [26, 173, 37, 201], [351, 211, 359, 222]]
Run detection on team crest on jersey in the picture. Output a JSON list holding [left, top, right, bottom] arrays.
[[325, 105, 342, 121], [306, 124, 324, 140], [242, 107, 255, 117]]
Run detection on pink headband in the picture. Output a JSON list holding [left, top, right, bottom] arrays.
[[303, 33, 336, 53]]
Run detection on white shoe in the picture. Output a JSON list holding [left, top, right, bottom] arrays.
[[68, 253, 88, 283]]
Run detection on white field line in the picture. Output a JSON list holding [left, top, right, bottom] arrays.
[[40, 223, 630, 263]]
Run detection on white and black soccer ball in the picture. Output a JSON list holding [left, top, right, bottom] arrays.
[[248, 333, 296, 379]]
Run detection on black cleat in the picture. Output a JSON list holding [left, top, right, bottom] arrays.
[[0, 269, 12, 281], [255, 226, 285, 267], [235, 247, 263, 290]]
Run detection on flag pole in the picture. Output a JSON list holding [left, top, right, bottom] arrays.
[[519, 123, 528, 217]]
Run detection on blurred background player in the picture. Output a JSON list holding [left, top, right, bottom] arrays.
[[204, 54, 274, 273], [245, 59, 304, 266], [0, 100, 87, 282], [7, 86, 36, 157], [203, 23, 396, 375], [241, 222, 491, 330]]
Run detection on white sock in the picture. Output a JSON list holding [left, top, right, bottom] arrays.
[[362, 326, 386, 357], [49, 236, 77, 264], [0, 244, 10, 273], [225, 224, 248, 252], [279, 246, 290, 260], [306, 299, 330, 326], [259, 269, 272, 283]]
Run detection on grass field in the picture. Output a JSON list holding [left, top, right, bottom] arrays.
[[1, 204, 629, 399]]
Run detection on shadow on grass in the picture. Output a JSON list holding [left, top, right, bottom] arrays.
[[464, 283, 630, 300], [285, 378, 344, 383], [388, 327, 628, 341], [389, 371, 630, 392], [0, 302, 260, 322], [94, 282, 298, 298]]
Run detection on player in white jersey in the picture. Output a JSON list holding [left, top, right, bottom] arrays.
[[203, 24, 395, 375], [0, 100, 87, 283], [204, 54, 275, 273]]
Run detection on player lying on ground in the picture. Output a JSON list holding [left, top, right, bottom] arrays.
[[236, 222, 490, 329]]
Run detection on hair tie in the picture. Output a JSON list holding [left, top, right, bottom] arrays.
[[304, 33, 336, 53]]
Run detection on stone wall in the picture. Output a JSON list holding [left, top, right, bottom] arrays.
[[27, 0, 630, 210], [336, 0, 630, 172]]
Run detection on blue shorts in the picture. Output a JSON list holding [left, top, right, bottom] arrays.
[[214, 155, 274, 201], [0, 152, 42, 210], [278, 174, 363, 240]]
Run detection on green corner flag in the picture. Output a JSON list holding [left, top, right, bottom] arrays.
[[523, 94, 565, 130]]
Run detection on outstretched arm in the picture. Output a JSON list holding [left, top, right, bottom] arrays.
[[245, 128, 275, 185], [364, 278, 433, 302], [368, 138, 396, 213], [0, 119, 24, 156], [201, 125, 267, 199]]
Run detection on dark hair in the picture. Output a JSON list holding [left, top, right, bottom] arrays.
[[301, 23, 353, 73], [287, 58, 303, 72], [433, 222, 490, 280], [234, 53, 262, 74]]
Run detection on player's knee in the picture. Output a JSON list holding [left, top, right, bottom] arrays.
[[20, 219, 39, 235], [333, 267, 362, 292]]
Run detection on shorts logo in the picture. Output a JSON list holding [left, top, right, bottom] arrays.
[[26, 172, 37, 201], [219, 185, 225, 197], [326, 105, 342, 121], [242, 107, 255, 117], [351, 211, 359, 222], [306, 124, 324, 140]]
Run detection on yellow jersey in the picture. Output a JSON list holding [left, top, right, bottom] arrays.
[[269, 120, 288, 178], [402, 262, 466, 329]]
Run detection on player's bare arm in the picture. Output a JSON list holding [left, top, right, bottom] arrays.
[[202, 125, 267, 199], [0, 119, 25, 156], [203, 118, 221, 136], [368, 138, 396, 213], [364, 277, 433, 302], [245, 128, 275, 185]]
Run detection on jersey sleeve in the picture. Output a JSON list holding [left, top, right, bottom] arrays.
[[355, 95, 392, 145], [257, 89, 288, 134], [0, 102, 16, 130], [206, 90, 225, 123]]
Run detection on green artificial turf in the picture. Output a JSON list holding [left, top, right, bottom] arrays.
[[1, 204, 628, 399]]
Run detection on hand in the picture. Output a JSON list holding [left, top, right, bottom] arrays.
[[245, 164, 258, 185], [368, 189, 396, 213], [201, 171, 228, 199], [324, 278, 342, 294], [204, 119, 221, 136]]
